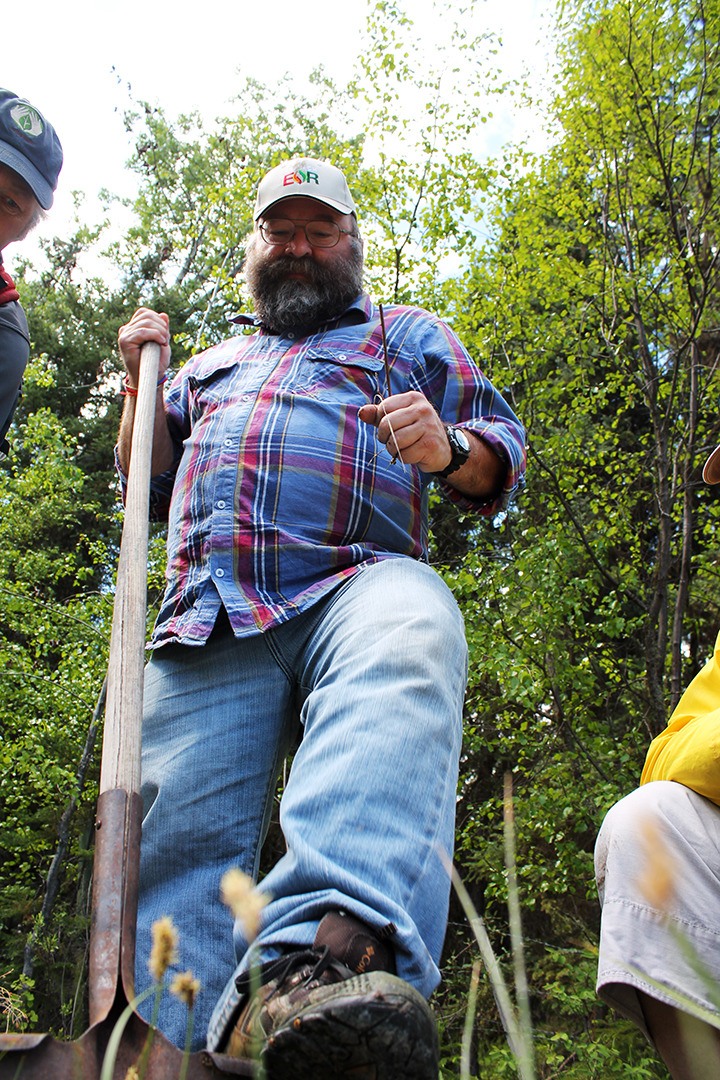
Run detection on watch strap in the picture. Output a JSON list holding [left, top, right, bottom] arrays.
[[434, 425, 471, 479]]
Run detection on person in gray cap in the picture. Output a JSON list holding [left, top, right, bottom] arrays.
[[595, 444, 720, 1079], [0, 88, 62, 457], [117, 156, 527, 1077]]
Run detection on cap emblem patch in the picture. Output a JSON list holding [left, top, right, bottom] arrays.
[[283, 169, 320, 188], [10, 103, 44, 138]]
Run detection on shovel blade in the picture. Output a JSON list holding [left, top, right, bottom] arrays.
[[0, 785, 255, 1077], [0, 1014, 257, 1078]]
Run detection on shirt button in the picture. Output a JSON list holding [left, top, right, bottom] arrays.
[[215, 568, 225, 578], [216, 500, 226, 509], [338, 353, 347, 360], [223, 438, 233, 447]]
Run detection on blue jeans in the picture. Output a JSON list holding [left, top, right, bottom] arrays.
[[135, 558, 467, 1050]]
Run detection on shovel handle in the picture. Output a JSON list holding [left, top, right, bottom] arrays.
[[100, 342, 161, 795]]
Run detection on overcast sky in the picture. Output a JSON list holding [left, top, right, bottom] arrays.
[[4, 0, 555, 254]]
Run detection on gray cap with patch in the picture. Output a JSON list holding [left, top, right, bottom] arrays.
[[0, 89, 63, 210]]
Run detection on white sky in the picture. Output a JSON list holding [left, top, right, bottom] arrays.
[[4, 0, 555, 258]]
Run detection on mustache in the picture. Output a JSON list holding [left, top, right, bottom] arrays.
[[259, 255, 329, 286]]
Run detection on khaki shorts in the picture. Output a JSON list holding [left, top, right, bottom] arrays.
[[595, 780, 720, 1040]]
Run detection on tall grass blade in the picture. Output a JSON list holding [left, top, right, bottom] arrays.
[[503, 773, 536, 1080], [442, 852, 523, 1060]]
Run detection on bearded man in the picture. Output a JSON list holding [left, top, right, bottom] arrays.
[[117, 157, 526, 1078]]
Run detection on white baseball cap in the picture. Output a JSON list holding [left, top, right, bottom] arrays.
[[254, 158, 356, 220], [703, 444, 720, 484]]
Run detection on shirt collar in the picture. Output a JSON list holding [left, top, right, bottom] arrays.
[[229, 292, 372, 334]]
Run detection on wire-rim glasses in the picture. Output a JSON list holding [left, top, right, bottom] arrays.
[[258, 218, 355, 249]]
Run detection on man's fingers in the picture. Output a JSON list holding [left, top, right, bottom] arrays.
[[118, 312, 171, 366], [118, 310, 172, 388], [119, 309, 170, 341], [358, 403, 381, 427], [358, 391, 419, 429]]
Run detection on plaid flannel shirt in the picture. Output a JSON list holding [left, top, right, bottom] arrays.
[[118, 294, 526, 646]]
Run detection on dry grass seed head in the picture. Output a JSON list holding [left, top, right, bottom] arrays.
[[170, 970, 201, 1007], [149, 915, 179, 982], [220, 868, 270, 942]]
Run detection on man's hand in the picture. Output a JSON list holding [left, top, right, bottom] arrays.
[[117, 307, 175, 477], [358, 391, 507, 500], [118, 307, 172, 387], [358, 391, 452, 473]]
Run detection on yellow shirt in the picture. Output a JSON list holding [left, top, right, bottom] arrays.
[[641, 631, 720, 805]]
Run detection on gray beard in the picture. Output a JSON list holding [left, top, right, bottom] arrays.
[[245, 238, 364, 336]]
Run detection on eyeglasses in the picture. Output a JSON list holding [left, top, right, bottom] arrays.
[[258, 218, 355, 249]]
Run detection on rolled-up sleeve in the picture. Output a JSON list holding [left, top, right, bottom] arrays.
[[413, 314, 526, 516]]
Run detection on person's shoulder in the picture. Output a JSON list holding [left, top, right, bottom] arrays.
[[377, 302, 455, 346], [0, 294, 29, 340], [379, 299, 446, 322]]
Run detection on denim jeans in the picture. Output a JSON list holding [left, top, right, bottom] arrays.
[[135, 557, 467, 1050]]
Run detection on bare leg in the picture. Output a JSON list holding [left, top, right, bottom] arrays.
[[639, 992, 720, 1080]]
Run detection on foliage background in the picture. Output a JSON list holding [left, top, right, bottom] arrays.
[[2, 0, 718, 1075]]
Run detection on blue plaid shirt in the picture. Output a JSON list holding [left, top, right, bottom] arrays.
[[127, 294, 526, 646]]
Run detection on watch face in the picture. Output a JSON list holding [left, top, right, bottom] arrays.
[[453, 427, 471, 452]]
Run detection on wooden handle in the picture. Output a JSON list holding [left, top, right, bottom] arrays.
[[100, 343, 161, 794]]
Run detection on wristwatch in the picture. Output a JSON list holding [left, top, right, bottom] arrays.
[[434, 426, 471, 478]]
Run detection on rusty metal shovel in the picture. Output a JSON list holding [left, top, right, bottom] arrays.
[[0, 344, 253, 1078]]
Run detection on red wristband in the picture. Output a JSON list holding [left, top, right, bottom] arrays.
[[120, 372, 168, 397]]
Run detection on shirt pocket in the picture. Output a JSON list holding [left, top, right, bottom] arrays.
[[185, 358, 248, 423], [299, 348, 386, 405]]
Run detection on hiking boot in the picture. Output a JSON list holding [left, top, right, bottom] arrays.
[[223, 910, 439, 1079]]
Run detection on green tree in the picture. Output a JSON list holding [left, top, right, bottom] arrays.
[[11, 222, 140, 579], [436, 0, 720, 1074], [0, 408, 111, 1035]]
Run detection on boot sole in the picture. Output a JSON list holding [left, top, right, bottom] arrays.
[[262, 972, 439, 1079]]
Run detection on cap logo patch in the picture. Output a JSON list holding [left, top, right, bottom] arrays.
[[283, 169, 320, 188], [10, 103, 44, 138]]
